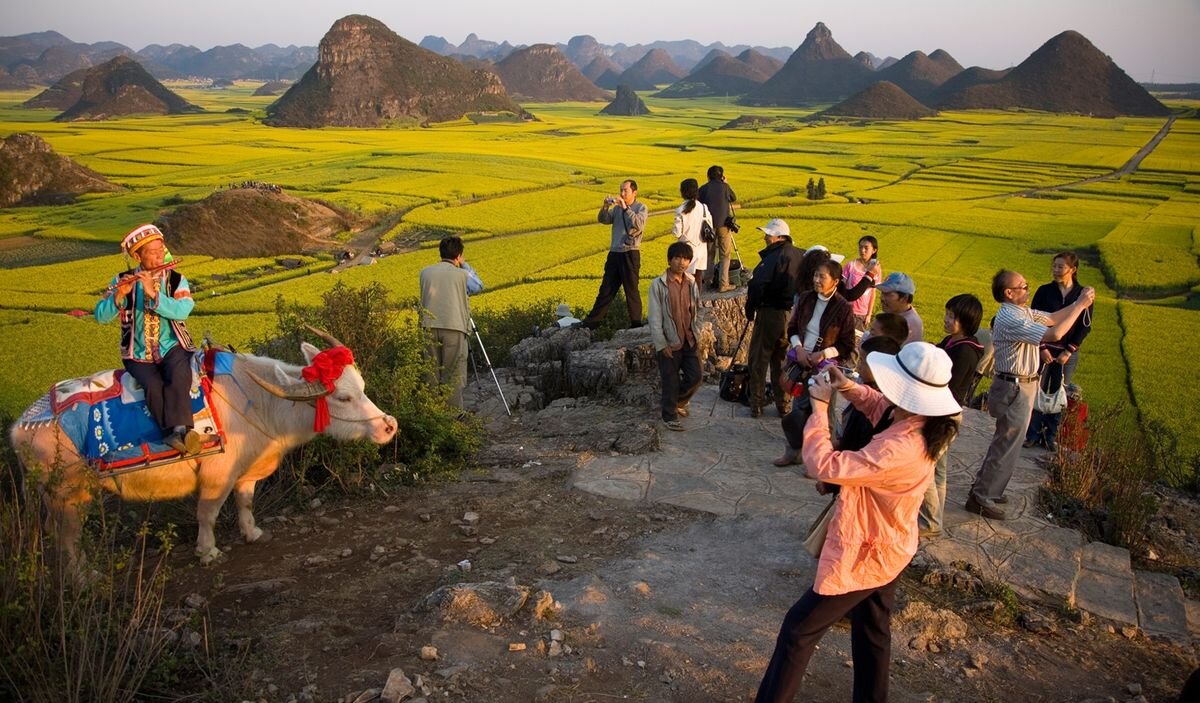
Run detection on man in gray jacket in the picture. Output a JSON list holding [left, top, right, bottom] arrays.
[[648, 241, 703, 431], [579, 179, 648, 329]]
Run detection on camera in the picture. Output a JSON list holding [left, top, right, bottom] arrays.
[[605, 196, 618, 205]]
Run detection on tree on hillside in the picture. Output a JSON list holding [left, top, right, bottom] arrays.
[[816, 177, 827, 200], [806, 177, 816, 200]]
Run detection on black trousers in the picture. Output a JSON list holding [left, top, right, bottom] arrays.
[[657, 342, 702, 421], [781, 394, 814, 449], [755, 577, 899, 703], [123, 345, 194, 433], [583, 250, 642, 326]]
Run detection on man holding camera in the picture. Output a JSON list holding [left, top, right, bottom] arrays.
[[967, 269, 1094, 520], [745, 218, 805, 418], [698, 165, 738, 292], [578, 179, 648, 329], [420, 236, 484, 409]]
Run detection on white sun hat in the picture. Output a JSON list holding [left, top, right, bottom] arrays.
[[867, 342, 962, 416], [804, 243, 845, 264]]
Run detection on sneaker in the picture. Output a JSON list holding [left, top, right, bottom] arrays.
[[964, 494, 1006, 520], [676, 404, 690, 418], [994, 495, 1009, 505], [718, 284, 736, 293], [663, 419, 685, 432]]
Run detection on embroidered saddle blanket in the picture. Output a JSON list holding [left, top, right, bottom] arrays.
[[18, 351, 235, 471]]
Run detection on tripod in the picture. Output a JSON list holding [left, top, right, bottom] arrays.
[[469, 318, 511, 416]]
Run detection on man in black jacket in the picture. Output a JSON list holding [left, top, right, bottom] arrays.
[[698, 165, 738, 292], [745, 218, 804, 417]]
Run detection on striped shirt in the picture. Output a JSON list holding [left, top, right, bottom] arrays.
[[992, 302, 1051, 376]]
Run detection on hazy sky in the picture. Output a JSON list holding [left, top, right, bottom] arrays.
[[6, 0, 1199, 82]]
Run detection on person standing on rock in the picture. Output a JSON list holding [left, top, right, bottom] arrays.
[[671, 178, 712, 282], [966, 269, 1094, 520], [745, 219, 805, 418], [648, 242, 703, 431], [577, 179, 648, 329], [420, 236, 484, 409], [754, 342, 963, 703], [698, 165, 738, 292]]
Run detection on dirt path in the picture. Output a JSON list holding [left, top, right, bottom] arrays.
[[163, 426, 1190, 702]]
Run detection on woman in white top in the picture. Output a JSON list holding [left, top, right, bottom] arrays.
[[672, 178, 712, 279]]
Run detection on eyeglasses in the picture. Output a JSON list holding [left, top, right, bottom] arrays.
[[1007, 283, 1029, 291]]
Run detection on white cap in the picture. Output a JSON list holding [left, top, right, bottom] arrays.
[[757, 218, 791, 239], [805, 244, 845, 264]]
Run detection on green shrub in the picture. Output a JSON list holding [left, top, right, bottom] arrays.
[[250, 281, 481, 494]]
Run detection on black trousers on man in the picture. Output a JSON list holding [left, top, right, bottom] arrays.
[[583, 250, 642, 327], [123, 345, 194, 434], [755, 576, 899, 703], [657, 342, 702, 421]]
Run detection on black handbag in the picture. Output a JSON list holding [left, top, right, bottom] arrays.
[[718, 321, 753, 403], [700, 204, 716, 243]]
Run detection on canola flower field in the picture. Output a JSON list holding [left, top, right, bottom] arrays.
[[0, 83, 1196, 453]]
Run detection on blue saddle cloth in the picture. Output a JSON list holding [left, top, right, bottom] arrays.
[[23, 351, 236, 471]]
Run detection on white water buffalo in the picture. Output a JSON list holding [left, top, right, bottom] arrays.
[[10, 330, 397, 568]]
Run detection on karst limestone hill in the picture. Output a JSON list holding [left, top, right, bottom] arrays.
[[156, 185, 362, 258], [21, 67, 87, 109], [743, 22, 874, 105], [0, 133, 121, 207], [656, 50, 781, 98], [614, 48, 686, 90], [53, 56, 201, 121], [937, 30, 1168, 117], [252, 80, 291, 96], [928, 66, 1010, 104], [854, 51, 898, 71], [601, 85, 650, 116], [817, 81, 937, 120], [586, 57, 625, 90], [493, 44, 610, 102], [266, 15, 527, 127], [873, 49, 964, 102]]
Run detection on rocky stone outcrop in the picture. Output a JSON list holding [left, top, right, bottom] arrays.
[[505, 291, 747, 405], [265, 15, 527, 127], [415, 580, 532, 628], [0, 133, 121, 207]]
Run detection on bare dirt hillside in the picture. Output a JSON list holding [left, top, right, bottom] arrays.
[[157, 186, 362, 257]]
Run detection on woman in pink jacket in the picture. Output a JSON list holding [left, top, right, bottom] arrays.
[[755, 342, 962, 703]]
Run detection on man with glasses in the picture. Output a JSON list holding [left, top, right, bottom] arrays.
[[967, 269, 1095, 519]]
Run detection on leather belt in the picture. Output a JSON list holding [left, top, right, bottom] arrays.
[[996, 372, 1039, 383]]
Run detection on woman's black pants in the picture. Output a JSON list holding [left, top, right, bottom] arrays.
[[755, 576, 899, 703]]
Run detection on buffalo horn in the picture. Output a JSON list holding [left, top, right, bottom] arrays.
[[305, 324, 345, 349], [247, 371, 329, 401]]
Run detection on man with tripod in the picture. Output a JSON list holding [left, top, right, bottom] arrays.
[[420, 236, 484, 408]]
